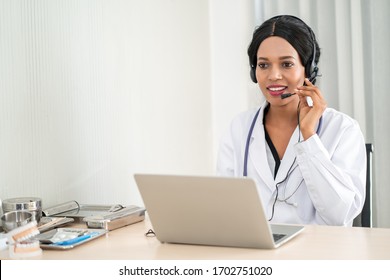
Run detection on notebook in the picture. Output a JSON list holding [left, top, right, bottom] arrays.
[[134, 174, 304, 249]]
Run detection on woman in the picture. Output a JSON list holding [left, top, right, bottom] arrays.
[[217, 15, 366, 226]]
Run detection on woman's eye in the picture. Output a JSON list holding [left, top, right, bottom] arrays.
[[282, 62, 294, 68], [258, 63, 268, 69]]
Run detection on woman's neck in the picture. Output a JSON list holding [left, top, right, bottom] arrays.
[[265, 102, 299, 127], [264, 101, 299, 160]]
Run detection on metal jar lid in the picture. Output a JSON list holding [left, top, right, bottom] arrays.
[[2, 197, 42, 212]]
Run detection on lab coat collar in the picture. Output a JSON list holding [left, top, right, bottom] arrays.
[[248, 101, 300, 188], [274, 126, 300, 183], [248, 102, 275, 190]]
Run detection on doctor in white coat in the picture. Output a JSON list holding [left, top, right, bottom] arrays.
[[217, 15, 366, 226]]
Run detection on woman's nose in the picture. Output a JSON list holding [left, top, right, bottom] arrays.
[[268, 67, 282, 81]]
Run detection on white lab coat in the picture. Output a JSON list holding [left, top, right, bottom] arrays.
[[217, 101, 366, 226]]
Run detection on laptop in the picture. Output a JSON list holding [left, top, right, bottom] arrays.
[[134, 174, 304, 249]]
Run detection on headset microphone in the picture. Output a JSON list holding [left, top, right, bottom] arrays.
[[280, 93, 296, 99]]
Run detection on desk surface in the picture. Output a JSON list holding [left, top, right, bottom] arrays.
[[2, 217, 390, 260]]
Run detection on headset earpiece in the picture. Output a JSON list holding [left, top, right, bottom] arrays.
[[250, 66, 257, 83], [307, 29, 319, 84], [308, 65, 318, 83]]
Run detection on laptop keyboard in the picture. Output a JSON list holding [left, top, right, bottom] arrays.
[[273, 233, 286, 242]]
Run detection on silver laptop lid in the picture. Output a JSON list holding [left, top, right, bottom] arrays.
[[134, 174, 303, 249]]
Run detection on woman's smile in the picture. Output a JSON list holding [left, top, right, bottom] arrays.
[[266, 84, 288, 96]]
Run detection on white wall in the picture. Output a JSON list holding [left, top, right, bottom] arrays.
[[0, 0, 215, 209], [0, 0, 257, 210], [209, 0, 260, 162]]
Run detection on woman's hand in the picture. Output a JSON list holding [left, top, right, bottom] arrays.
[[295, 78, 327, 140]]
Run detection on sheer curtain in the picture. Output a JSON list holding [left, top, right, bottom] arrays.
[[254, 0, 390, 227]]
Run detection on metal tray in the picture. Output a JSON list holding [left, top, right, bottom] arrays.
[[43, 201, 127, 222], [83, 205, 145, 231]]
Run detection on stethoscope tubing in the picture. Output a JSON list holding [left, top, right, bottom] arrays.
[[243, 107, 322, 177]]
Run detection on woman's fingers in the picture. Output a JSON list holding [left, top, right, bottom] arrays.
[[295, 79, 327, 140], [295, 78, 326, 110]]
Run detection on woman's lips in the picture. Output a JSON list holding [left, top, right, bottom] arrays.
[[266, 85, 288, 96]]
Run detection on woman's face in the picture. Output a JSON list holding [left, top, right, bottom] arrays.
[[256, 36, 305, 104]]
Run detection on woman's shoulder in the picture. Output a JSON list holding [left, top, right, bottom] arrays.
[[323, 107, 358, 125], [322, 107, 362, 134], [229, 107, 261, 131], [232, 107, 260, 122]]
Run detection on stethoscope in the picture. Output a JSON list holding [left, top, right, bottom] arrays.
[[243, 106, 323, 219], [243, 106, 323, 177]]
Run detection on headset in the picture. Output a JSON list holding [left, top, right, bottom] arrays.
[[250, 16, 319, 85]]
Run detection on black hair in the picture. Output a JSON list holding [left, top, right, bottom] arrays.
[[248, 15, 320, 84]]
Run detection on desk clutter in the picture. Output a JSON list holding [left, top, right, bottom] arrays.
[[0, 197, 145, 259]]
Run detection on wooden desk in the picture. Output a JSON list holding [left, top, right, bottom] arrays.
[[2, 217, 390, 260]]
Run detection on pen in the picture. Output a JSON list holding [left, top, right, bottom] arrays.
[[53, 232, 99, 246]]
